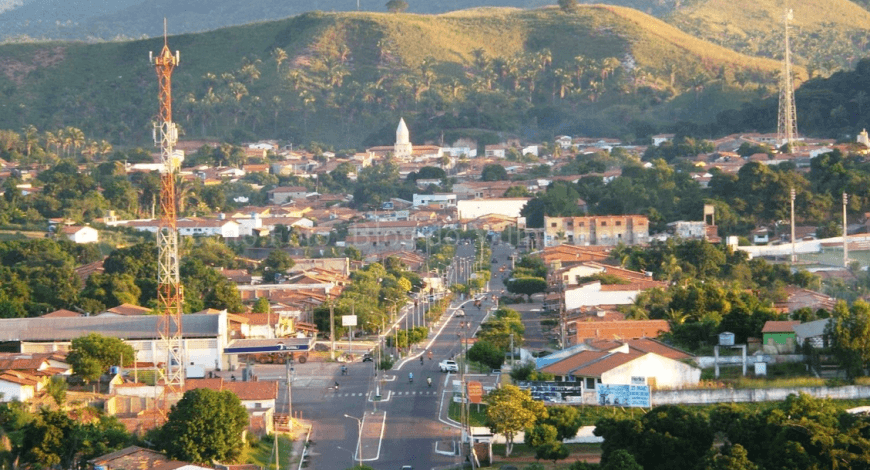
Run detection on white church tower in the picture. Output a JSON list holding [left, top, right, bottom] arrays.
[[394, 117, 413, 159]]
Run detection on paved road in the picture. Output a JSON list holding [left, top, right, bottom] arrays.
[[258, 241, 515, 469]]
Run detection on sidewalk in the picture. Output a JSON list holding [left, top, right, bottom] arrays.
[[288, 419, 313, 470]]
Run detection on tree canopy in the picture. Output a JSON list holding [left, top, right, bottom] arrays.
[[156, 388, 249, 464], [67, 333, 135, 383]]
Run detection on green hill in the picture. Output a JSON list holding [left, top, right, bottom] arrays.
[[666, 0, 870, 74], [0, 6, 788, 149]]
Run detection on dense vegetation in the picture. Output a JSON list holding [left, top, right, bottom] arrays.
[[0, 7, 785, 150]]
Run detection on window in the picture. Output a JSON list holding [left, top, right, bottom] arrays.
[[579, 222, 585, 227], [585, 378, 596, 390], [567, 221, 573, 226], [551, 223, 557, 228], [616, 221, 622, 226], [601, 221, 607, 226]]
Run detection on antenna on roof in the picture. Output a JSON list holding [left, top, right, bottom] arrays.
[[163, 18, 168, 47]]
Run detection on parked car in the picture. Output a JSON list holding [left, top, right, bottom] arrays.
[[439, 359, 459, 373]]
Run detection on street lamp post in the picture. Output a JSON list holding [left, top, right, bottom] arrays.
[[344, 413, 363, 468]]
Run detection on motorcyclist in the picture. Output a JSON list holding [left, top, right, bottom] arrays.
[[427, 350, 433, 360], [420, 355, 424, 364], [341, 365, 348, 375], [409, 372, 414, 383], [427, 377, 432, 387], [334, 381, 340, 390]]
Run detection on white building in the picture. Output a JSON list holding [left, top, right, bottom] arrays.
[[60, 225, 99, 244], [413, 193, 457, 207], [457, 198, 530, 220], [564, 281, 641, 311], [7, 312, 230, 371]]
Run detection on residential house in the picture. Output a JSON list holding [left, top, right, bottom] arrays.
[[569, 319, 671, 345], [346, 220, 419, 253], [88, 446, 215, 470], [185, 377, 279, 434], [793, 318, 831, 349], [268, 186, 310, 204], [761, 320, 801, 353], [59, 225, 99, 244], [412, 193, 457, 207]]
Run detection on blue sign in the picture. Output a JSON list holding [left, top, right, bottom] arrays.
[[596, 384, 650, 408]]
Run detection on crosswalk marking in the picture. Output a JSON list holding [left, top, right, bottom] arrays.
[[329, 391, 438, 398]]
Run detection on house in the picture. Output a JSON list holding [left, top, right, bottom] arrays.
[[569, 319, 670, 345], [412, 193, 457, 207], [88, 445, 213, 470], [752, 227, 770, 244], [761, 320, 801, 353], [536, 340, 699, 402], [346, 220, 419, 253], [793, 318, 830, 349], [185, 377, 279, 435], [99, 303, 152, 316], [59, 225, 99, 244], [268, 186, 309, 204], [652, 134, 675, 146]]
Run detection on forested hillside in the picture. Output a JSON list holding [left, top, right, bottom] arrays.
[[0, 0, 681, 42], [665, 0, 870, 72], [0, 6, 786, 149]]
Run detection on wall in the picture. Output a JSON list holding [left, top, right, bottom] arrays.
[[651, 385, 870, 406], [602, 354, 700, 390]]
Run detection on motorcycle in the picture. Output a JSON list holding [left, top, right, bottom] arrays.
[[427, 377, 432, 387]]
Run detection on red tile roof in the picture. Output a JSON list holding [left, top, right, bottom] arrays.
[[762, 321, 801, 333], [574, 320, 670, 342]]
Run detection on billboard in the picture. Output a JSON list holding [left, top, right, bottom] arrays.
[[596, 384, 650, 408], [341, 315, 357, 326], [516, 381, 584, 403]]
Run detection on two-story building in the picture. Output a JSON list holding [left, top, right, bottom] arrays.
[[346, 220, 419, 253], [544, 215, 649, 247]]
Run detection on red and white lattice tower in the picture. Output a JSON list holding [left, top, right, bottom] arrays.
[[150, 20, 184, 404]]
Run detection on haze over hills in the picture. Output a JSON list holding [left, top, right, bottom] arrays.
[[666, 0, 870, 72], [0, 6, 792, 148]]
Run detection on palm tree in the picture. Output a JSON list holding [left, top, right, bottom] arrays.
[[239, 63, 261, 85], [22, 125, 37, 157], [664, 308, 688, 328], [470, 47, 488, 71], [272, 47, 288, 74]]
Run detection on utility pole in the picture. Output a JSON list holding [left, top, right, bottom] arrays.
[[329, 298, 335, 360], [790, 188, 796, 263], [844, 192, 849, 268], [285, 360, 293, 431]]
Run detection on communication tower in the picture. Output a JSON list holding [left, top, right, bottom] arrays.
[[777, 8, 798, 149], [150, 20, 185, 401]]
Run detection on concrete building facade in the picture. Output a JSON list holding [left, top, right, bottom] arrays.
[[544, 215, 649, 247]]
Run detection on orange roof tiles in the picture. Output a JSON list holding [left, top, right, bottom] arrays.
[[572, 350, 646, 377], [762, 321, 801, 333], [540, 350, 609, 375], [574, 320, 670, 342]]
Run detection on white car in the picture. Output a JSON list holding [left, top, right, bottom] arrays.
[[439, 360, 459, 373]]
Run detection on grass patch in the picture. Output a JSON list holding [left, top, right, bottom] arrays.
[[448, 399, 487, 427], [696, 362, 834, 389], [245, 434, 295, 470]]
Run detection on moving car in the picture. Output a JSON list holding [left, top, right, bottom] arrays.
[[439, 359, 459, 373]]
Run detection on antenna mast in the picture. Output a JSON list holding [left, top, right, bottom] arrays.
[[777, 8, 798, 149], [150, 18, 185, 403]]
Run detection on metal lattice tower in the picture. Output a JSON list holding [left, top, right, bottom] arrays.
[[150, 20, 184, 402], [777, 8, 798, 149]]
